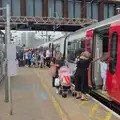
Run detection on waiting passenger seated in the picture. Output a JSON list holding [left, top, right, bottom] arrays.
[[99, 56, 108, 91]]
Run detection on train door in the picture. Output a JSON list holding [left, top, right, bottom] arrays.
[[107, 21, 120, 103], [85, 29, 93, 88], [92, 27, 109, 89]]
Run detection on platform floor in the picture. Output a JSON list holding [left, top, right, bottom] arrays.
[[0, 67, 119, 120]]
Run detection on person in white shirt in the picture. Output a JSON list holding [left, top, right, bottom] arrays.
[[99, 56, 108, 91], [25, 52, 28, 65], [39, 52, 45, 68], [46, 49, 50, 58]]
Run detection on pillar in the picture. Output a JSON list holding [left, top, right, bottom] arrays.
[[42, 0, 48, 17], [63, 0, 68, 18], [0, 0, 2, 15], [98, 1, 104, 21], [81, 0, 86, 19], [21, 0, 26, 16]]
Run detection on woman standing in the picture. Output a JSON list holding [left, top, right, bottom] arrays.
[[50, 53, 65, 92], [75, 51, 101, 100]]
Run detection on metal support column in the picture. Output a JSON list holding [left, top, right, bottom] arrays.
[[98, 1, 104, 21], [21, 0, 26, 16], [42, 0, 48, 17], [63, 0, 68, 18], [0, 0, 2, 16], [81, 0, 86, 19], [6, 2, 12, 115], [4, 25, 9, 102]]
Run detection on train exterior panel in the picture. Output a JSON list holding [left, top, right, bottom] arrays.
[[107, 21, 120, 104], [85, 29, 94, 88], [65, 14, 120, 104]]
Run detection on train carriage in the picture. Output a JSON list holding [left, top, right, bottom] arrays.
[[58, 14, 120, 105], [38, 14, 120, 106], [85, 20, 120, 104]]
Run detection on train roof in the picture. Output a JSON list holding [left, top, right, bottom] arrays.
[[70, 14, 120, 35], [38, 14, 120, 46], [66, 14, 120, 42]]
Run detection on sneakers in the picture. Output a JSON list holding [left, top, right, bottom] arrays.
[[56, 89, 59, 94]]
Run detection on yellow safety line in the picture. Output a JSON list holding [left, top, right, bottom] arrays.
[[91, 116, 104, 120], [79, 101, 86, 105], [105, 111, 112, 120], [79, 101, 91, 110], [35, 69, 68, 120], [95, 109, 112, 120], [89, 104, 99, 116]]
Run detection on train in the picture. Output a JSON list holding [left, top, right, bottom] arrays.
[[38, 14, 120, 106]]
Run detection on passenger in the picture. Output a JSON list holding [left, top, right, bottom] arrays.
[[75, 51, 101, 100], [34, 54, 38, 68], [39, 52, 45, 68], [28, 51, 32, 67], [50, 56, 56, 87], [46, 49, 51, 68], [99, 56, 108, 91], [25, 52, 28, 66], [30, 53, 34, 67], [37, 52, 40, 67], [32, 53, 36, 67], [43, 50, 46, 67], [51, 53, 65, 93]]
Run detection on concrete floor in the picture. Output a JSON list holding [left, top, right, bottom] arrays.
[[0, 67, 119, 120]]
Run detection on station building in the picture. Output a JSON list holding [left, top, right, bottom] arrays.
[[0, 0, 120, 21]]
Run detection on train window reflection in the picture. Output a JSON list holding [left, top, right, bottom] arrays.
[[67, 40, 84, 62], [110, 32, 118, 74]]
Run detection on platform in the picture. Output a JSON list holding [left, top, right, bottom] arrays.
[[0, 67, 119, 120]]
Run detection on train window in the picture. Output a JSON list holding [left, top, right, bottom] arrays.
[[81, 40, 85, 49], [87, 39, 91, 52], [55, 45, 60, 52], [67, 41, 76, 61], [109, 32, 118, 74]]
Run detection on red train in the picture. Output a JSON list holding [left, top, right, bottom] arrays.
[[85, 20, 120, 104], [39, 14, 120, 106]]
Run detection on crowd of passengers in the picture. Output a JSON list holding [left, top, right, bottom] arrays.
[[22, 48, 55, 68]]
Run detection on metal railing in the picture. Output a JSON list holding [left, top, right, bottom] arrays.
[[0, 16, 97, 26]]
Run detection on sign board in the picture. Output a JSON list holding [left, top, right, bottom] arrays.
[[7, 44, 17, 76], [8, 60, 17, 76], [7, 44, 16, 61]]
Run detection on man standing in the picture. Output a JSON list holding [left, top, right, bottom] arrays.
[[46, 49, 50, 68]]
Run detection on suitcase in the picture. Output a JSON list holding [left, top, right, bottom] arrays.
[[19, 59, 25, 67]]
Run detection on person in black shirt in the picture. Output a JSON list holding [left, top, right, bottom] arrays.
[[75, 51, 101, 100]]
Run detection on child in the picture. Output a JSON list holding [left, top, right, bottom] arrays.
[[99, 56, 108, 91]]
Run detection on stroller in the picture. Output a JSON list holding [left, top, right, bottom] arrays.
[[57, 66, 73, 98]]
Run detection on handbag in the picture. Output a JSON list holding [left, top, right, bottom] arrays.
[[54, 78, 60, 87]]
